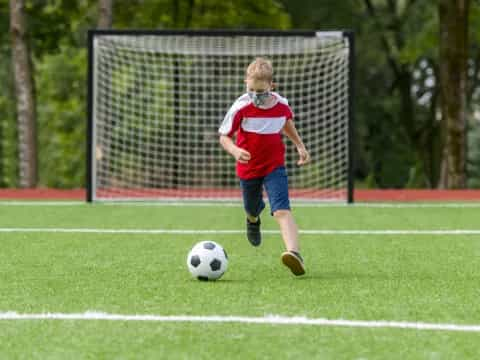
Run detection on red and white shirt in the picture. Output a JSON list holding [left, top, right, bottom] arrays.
[[219, 92, 294, 179]]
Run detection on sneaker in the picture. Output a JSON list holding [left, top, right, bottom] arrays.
[[246, 218, 261, 246], [281, 251, 305, 276]]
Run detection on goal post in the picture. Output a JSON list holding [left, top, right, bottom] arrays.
[[87, 29, 355, 203]]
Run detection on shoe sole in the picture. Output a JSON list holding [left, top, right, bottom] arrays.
[[248, 239, 261, 247], [281, 252, 305, 276]]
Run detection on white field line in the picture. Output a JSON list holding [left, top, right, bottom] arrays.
[[0, 312, 479, 333], [2, 201, 480, 208], [1, 228, 480, 235]]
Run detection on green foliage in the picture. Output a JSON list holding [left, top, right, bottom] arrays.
[[112, 0, 291, 29], [467, 121, 480, 188], [0, 0, 18, 187], [470, 2, 480, 43], [25, 0, 97, 54], [2, 0, 480, 189], [467, 3, 480, 188], [0, 46, 18, 187], [397, 6, 438, 64], [1, 0, 292, 189], [36, 46, 87, 187], [280, 0, 359, 29]]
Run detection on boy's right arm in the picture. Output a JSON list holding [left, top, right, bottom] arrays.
[[219, 135, 251, 164]]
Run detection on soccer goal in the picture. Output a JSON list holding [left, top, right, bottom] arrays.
[[87, 30, 354, 202]]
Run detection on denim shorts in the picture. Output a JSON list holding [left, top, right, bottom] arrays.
[[239, 166, 290, 216]]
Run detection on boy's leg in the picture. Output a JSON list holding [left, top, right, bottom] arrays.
[[264, 167, 305, 275], [275, 210, 305, 276], [273, 210, 299, 252], [264, 167, 299, 251], [240, 177, 265, 246]]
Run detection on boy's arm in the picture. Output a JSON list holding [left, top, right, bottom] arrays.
[[219, 135, 251, 164], [283, 120, 310, 166]]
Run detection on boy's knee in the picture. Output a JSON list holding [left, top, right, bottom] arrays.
[[273, 209, 290, 219]]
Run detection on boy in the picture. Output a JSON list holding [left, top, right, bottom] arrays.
[[218, 57, 310, 276]]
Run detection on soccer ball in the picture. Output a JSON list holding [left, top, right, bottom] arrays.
[[187, 241, 228, 281]]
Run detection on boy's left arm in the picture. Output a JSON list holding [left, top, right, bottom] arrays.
[[283, 119, 310, 166]]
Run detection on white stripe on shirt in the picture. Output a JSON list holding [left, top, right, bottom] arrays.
[[218, 94, 250, 135], [241, 116, 286, 134]]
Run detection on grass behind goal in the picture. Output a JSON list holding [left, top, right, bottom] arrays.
[[1, 203, 480, 359]]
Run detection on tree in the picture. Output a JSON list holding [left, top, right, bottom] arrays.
[[361, 1, 442, 188], [282, 0, 441, 187], [10, 0, 37, 187], [18, 0, 291, 189], [112, 0, 290, 29], [98, 0, 113, 28], [438, 0, 470, 188]]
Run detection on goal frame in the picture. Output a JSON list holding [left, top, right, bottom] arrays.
[[86, 29, 355, 203]]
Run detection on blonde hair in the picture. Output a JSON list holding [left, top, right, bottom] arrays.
[[245, 57, 273, 83]]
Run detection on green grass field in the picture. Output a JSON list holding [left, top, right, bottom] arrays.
[[1, 202, 480, 359]]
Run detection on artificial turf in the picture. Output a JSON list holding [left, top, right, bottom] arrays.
[[0, 203, 479, 359]]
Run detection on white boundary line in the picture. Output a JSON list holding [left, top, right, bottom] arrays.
[[1, 228, 480, 235], [1, 312, 479, 332], [2, 201, 480, 208]]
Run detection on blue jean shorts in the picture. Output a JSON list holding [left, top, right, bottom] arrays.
[[239, 166, 290, 216]]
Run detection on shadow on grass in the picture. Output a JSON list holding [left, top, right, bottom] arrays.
[[292, 271, 394, 281], [187, 278, 252, 283], [299, 270, 465, 282]]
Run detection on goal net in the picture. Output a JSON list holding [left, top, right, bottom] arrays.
[[88, 30, 353, 202]]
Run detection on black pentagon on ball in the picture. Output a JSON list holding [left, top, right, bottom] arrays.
[[223, 248, 228, 259], [197, 276, 209, 281], [210, 258, 222, 271], [190, 255, 201, 267], [203, 242, 216, 250]]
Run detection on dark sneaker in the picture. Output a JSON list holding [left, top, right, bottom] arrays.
[[246, 218, 261, 246], [281, 251, 305, 276]]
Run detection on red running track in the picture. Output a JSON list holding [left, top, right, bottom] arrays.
[[1, 188, 480, 201]]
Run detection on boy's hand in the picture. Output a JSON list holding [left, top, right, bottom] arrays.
[[297, 146, 310, 166], [234, 147, 251, 164]]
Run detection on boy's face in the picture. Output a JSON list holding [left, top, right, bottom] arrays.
[[245, 78, 273, 107], [245, 78, 272, 93]]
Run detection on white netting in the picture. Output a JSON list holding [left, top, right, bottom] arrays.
[[91, 32, 351, 201]]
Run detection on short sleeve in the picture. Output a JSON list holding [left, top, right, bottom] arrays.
[[219, 107, 243, 137], [272, 92, 294, 120], [219, 95, 250, 137]]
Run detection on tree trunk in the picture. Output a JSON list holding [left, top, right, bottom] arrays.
[[438, 0, 469, 188], [10, 0, 37, 188], [98, 0, 113, 28]]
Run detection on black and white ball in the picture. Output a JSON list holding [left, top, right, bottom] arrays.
[[187, 241, 228, 281]]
